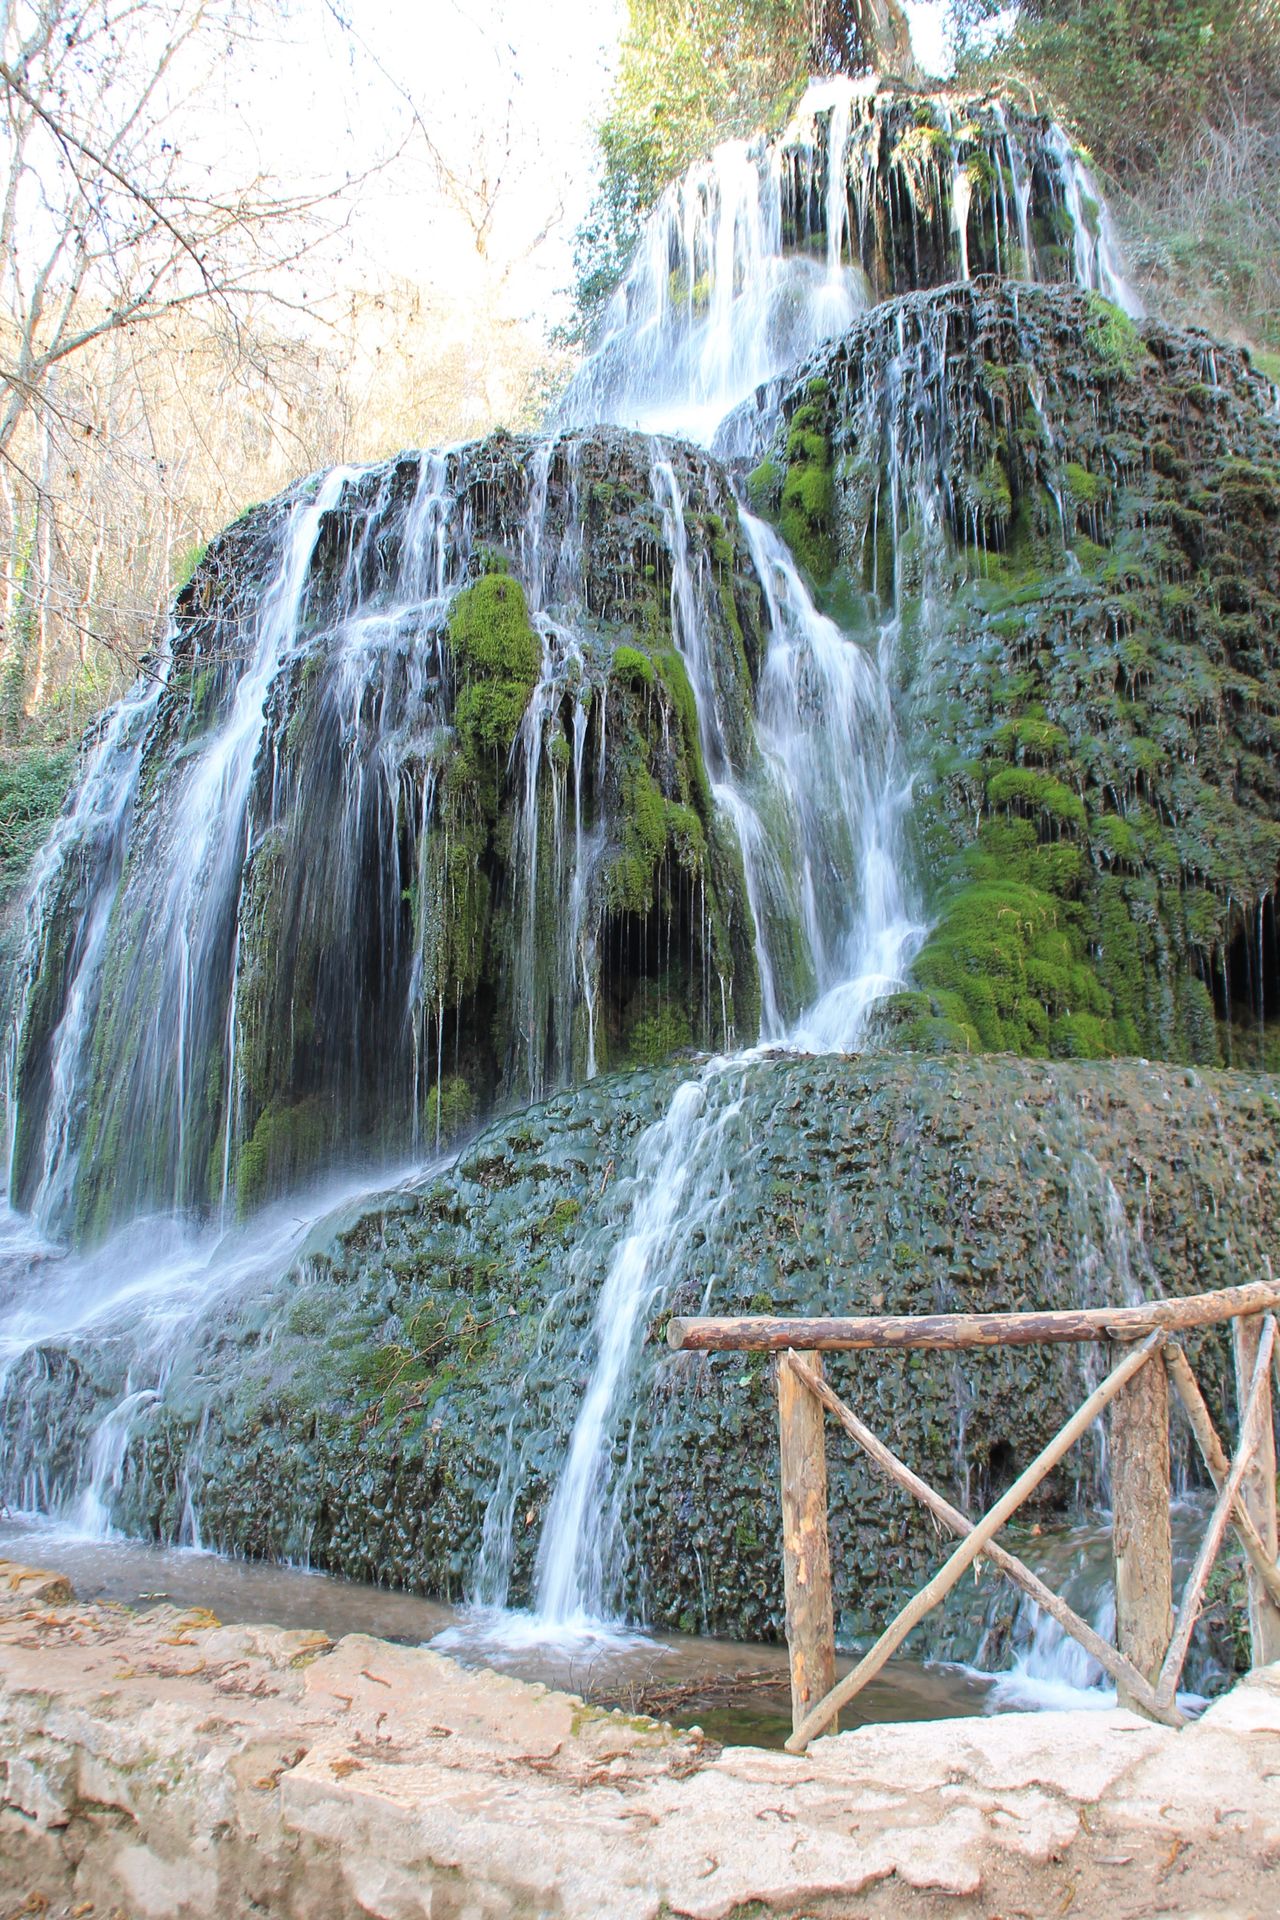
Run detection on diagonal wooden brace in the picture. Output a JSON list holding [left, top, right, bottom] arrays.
[[1165, 1341, 1280, 1613], [784, 1331, 1167, 1752], [1153, 1318, 1275, 1710], [784, 1350, 1179, 1726]]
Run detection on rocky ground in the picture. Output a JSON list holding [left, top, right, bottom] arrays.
[[1, 1556, 1277, 1919]]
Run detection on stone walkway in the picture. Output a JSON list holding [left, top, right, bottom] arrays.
[[1, 1559, 1277, 1918]]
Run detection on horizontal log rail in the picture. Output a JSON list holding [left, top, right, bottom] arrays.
[[669, 1281, 1280, 1751], [667, 1276, 1280, 1353]]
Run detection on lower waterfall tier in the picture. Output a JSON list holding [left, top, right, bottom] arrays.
[[3, 1050, 1273, 1667]]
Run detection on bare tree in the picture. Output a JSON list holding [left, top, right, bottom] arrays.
[[0, 0, 383, 722], [0, 0, 362, 464]]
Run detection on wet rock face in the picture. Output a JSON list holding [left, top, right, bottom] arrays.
[[4, 1052, 1275, 1646], [9, 429, 766, 1236], [747, 281, 1280, 1068], [784, 90, 1116, 302]]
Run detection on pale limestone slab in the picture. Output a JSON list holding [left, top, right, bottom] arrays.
[[1, 1558, 1278, 1920]]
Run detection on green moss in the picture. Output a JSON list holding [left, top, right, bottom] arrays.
[[425, 1075, 474, 1144], [891, 123, 951, 195], [986, 768, 1086, 829], [448, 573, 538, 680], [779, 393, 835, 582], [443, 572, 541, 788], [745, 456, 782, 514], [623, 1002, 693, 1066], [1084, 294, 1147, 377], [1092, 814, 1142, 865], [236, 1098, 331, 1215], [171, 541, 208, 591], [612, 645, 655, 687], [605, 767, 668, 914], [452, 679, 532, 757], [653, 648, 713, 815], [914, 880, 1112, 1058], [1063, 461, 1107, 508], [992, 716, 1069, 762], [535, 1196, 582, 1240]]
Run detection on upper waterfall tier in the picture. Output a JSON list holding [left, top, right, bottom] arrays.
[[558, 77, 1140, 446]]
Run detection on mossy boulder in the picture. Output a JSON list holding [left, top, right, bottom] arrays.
[[3, 1050, 1275, 1665], [10, 429, 767, 1238], [752, 281, 1280, 1069]]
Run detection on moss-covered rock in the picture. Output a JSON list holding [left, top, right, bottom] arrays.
[[779, 379, 836, 583], [752, 281, 1280, 1067], [11, 430, 767, 1237]]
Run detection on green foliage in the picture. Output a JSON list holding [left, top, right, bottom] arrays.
[[780, 386, 837, 581], [0, 745, 75, 900], [171, 541, 208, 591], [574, 1, 811, 318], [955, 1, 1273, 180]]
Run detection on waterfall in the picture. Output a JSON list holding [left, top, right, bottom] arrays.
[[458, 76, 1159, 1643], [0, 59, 1166, 1669], [558, 76, 1142, 449], [6, 434, 778, 1238]]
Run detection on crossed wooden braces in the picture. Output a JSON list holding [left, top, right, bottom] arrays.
[[669, 1280, 1280, 1751]]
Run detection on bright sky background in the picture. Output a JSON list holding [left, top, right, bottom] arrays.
[[203, 0, 624, 329]]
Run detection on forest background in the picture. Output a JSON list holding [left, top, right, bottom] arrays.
[[1, 0, 1277, 897]]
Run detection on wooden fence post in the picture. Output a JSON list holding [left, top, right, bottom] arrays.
[[1232, 1314, 1280, 1666], [777, 1350, 837, 1737], [1110, 1345, 1173, 1714]]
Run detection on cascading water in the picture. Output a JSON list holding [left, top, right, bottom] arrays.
[[558, 76, 1141, 450], [0, 56, 1181, 1700]]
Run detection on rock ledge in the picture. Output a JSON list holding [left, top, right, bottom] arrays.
[[1, 1558, 1277, 1918]]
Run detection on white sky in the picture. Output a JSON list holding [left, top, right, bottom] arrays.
[[202, 0, 623, 327]]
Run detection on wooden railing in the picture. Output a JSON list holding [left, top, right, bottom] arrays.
[[668, 1279, 1280, 1751]]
